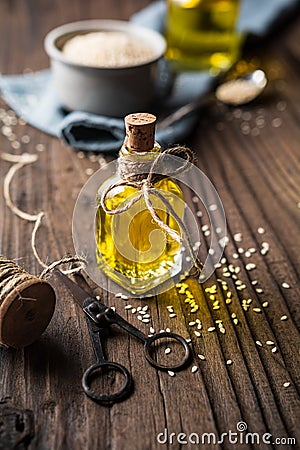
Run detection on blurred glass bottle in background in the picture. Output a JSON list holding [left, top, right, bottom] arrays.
[[165, 0, 244, 73]]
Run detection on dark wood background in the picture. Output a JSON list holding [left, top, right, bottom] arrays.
[[0, 1, 299, 449]]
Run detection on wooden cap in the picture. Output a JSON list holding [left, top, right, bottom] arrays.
[[0, 278, 56, 348], [124, 113, 156, 152]]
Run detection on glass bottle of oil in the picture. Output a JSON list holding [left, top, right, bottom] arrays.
[[165, 0, 244, 72], [95, 113, 184, 295]]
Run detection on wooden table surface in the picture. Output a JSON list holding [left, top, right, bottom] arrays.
[[0, 1, 299, 449]]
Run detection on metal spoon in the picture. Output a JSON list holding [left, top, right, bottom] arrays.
[[157, 69, 267, 129]]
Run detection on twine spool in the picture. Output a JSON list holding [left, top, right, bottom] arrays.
[[0, 257, 56, 348]]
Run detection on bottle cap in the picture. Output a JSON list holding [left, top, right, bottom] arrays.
[[124, 113, 156, 152]]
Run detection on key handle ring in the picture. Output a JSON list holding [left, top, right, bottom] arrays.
[[144, 332, 191, 371], [82, 361, 133, 405]]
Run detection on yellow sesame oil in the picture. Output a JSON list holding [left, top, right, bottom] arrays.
[[165, 0, 243, 72], [95, 151, 184, 294]]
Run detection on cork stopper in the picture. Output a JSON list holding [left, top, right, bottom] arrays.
[[0, 279, 56, 348], [124, 113, 156, 152]]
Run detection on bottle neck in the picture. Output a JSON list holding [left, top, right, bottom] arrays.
[[120, 142, 162, 157]]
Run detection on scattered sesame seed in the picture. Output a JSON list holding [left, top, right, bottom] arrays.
[[125, 305, 132, 310], [192, 196, 199, 203], [232, 253, 239, 259], [226, 359, 233, 365], [196, 210, 203, 217], [219, 236, 229, 247], [207, 327, 216, 332], [142, 305, 148, 311], [168, 371, 175, 377], [216, 227, 222, 234], [255, 288, 263, 294], [257, 227, 265, 234], [194, 331, 201, 337], [272, 117, 282, 128], [246, 263, 256, 271], [186, 338, 191, 343], [283, 382, 290, 388], [137, 306, 142, 311], [150, 327, 155, 334], [233, 318, 239, 325], [131, 308, 137, 314], [11, 141, 20, 149], [262, 302, 269, 308], [251, 280, 258, 286], [165, 348, 171, 354], [169, 313, 177, 318], [256, 340, 263, 347], [272, 347, 278, 353], [282, 282, 290, 289], [142, 318, 150, 323], [221, 258, 227, 264], [85, 167, 94, 176], [234, 233, 243, 242], [280, 315, 288, 321], [219, 328, 226, 334], [266, 340, 274, 345], [198, 354, 206, 360], [208, 204, 217, 211], [238, 247, 244, 254], [253, 308, 262, 313], [21, 135, 30, 144], [191, 365, 198, 373], [137, 315, 143, 321], [244, 251, 251, 258]]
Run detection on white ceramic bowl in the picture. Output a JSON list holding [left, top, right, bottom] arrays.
[[44, 20, 166, 117]]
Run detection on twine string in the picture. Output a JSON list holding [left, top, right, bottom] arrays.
[[1, 152, 86, 278]]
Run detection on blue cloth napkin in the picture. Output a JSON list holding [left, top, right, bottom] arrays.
[[0, 0, 297, 152]]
